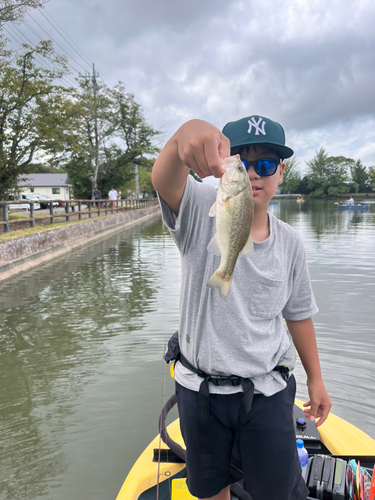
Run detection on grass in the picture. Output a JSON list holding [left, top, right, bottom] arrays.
[[8, 212, 62, 219], [0, 217, 94, 242]]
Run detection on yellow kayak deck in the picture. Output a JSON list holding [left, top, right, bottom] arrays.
[[116, 399, 375, 500]]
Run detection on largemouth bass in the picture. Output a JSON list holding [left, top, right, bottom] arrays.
[[206, 154, 254, 297]]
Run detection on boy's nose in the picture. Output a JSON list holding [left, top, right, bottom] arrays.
[[247, 166, 260, 180]]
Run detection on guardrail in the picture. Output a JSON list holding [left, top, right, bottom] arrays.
[[0, 198, 158, 234]]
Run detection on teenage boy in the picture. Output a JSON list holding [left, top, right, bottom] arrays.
[[152, 116, 331, 500]]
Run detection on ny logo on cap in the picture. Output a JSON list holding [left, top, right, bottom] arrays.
[[247, 117, 266, 136]]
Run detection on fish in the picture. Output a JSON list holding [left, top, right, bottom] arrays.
[[206, 154, 254, 297]]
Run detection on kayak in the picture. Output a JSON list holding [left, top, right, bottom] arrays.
[[116, 396, 375, 500], [337, 204, 370, 211]]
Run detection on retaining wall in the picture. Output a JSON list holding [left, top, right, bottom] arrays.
[[0, 205, 161, 282]]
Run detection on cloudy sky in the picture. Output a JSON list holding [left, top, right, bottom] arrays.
[[6, 0, 375, 178]]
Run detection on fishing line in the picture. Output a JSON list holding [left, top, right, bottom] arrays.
[[156, 343, 167, 500]]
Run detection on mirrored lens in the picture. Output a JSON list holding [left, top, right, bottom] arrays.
[[241, 159, 279, 176]]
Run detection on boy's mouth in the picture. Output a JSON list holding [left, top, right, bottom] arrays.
[[252, 187, 262, 195]]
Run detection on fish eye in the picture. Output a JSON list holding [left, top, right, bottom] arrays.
[[237, 166, 243, 171]]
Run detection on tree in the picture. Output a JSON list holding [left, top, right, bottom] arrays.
[[368, 167, 375, 191], [65, 78, 117, 190], [305, 147, 329, 195], [305, 147, 354, 197], [63, 156, 93, 199], [0, 0, 47, 54], [0, 41, 76, 199], [279, 157, 301, 194], [350, 160, 370, 193], [63, 83, 161, 199], [0, 0, 46, 26]]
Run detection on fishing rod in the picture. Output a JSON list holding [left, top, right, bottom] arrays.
[[156, 344, 167, 500]]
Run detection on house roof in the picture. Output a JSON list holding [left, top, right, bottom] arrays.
[[18, 173, 71, 187]]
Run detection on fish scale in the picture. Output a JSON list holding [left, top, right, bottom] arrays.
[[206, 154, 254, 297]]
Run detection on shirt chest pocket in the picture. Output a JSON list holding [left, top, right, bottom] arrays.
[[248, 274, 287, 319]]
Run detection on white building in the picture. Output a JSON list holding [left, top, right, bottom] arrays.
[[18, 173, 72, 200]]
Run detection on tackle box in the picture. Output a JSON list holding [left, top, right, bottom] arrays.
[[305, 455, 346, 500]]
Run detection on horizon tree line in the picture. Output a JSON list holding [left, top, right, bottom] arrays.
[[280, 147, 375, 197]]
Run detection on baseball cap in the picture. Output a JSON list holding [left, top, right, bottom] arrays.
[[222, 115, 294, 159]]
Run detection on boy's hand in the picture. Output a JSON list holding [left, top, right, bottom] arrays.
[[175, 119, 230, 179], [303, 379, 332, 427]]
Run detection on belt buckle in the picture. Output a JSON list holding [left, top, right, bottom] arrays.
[[209, 377, 220, 386], [230, 376, 241, 387]]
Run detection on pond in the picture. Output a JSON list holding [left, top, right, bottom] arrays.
[[0, 199, 374, 500]]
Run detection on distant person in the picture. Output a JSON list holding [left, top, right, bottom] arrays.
[[347, 196, 354, 206], [117, 190, 122, 200], [92, 186, 101, 207], [108, 187, 118, 208]]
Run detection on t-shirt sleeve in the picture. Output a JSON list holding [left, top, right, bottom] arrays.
[[282, 233, 319, 321], [158, 175, 216, 255]]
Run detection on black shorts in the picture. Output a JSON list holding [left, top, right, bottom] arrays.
[[176, 375, 309, 500]]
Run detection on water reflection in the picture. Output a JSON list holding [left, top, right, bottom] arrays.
[[0, 215, 180, 500]]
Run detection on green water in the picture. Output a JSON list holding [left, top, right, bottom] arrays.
[[0, 200, 374, 500]]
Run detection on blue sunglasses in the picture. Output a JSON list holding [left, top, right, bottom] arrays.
[[241, 158, 280, 176]]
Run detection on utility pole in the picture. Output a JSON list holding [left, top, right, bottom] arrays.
[[79, 63, 100, 191], [134, 164, 139, 199]]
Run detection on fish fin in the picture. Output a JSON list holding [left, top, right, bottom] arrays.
[[208, 202, 217, 217], [224, 199, 231, 213], [207, 234, 221, 256], [207, 271, 232, 297], [239, 234, 254, 258]]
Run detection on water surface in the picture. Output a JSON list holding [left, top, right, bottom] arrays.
[[0, 200, 374, 500]]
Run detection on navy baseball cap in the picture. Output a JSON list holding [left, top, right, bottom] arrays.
[[222, 115, 294, 159]]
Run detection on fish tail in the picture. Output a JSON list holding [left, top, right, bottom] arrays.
[[207, 271, 233, 297]]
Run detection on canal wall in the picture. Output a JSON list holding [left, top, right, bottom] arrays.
[[0, 205, 161, 282]]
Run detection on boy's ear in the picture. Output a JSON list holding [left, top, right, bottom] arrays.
[[278, 162, 286, 185]]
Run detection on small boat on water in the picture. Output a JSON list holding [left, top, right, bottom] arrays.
[[116, 396, 375, 500], [335, 204, 370, 211]]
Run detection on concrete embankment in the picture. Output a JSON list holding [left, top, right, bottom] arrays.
[[0, 205, 161, 282]]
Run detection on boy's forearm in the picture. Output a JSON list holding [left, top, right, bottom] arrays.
[[286, 317, 332, 426], [285, 318, 322, 382], [152, 133, 189, 215]]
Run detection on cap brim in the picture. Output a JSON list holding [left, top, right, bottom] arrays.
[[230, 140, 294, 159]]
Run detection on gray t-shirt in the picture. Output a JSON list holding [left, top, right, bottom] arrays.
[[160, 175, 318, 396]]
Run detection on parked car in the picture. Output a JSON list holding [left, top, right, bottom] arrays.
[[8, 201, 41, 211], [33, 194, 59, 209], [21, 193, 42, 208]]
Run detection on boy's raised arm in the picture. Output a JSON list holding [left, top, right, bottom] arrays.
[[152, 119, 230, 215]]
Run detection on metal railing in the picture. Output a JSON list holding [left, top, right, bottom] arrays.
[[0, 198, 158, 234]]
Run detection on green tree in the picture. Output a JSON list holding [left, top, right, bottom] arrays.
[[63, 83, 161, 199], [0, 0, 47, 55], [350, 159, 370, 193], [368, 167, 375, 191], [64, 156, 93, 199], [65, 79, 116, 189], [0, 41, 75, 199], [0, 0, 46, 26], [306, 147, 354, 197], [279, 157, 301, 194]]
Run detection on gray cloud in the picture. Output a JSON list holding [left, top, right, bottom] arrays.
[[20, 0, 375, 167]]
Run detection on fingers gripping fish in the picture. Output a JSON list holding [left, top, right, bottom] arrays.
[[206, 154, 254, 297]]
